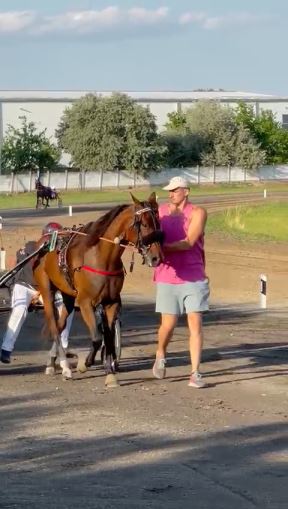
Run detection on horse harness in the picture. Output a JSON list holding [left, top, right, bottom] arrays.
[[43, 203, 161, 285]]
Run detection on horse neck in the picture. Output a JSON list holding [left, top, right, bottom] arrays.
[[96, 208, 133, 267], [104, 207, 133, 244]]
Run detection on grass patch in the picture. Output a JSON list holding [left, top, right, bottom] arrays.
[[207, 202, 288, 241], [0, 181, 287, 209]]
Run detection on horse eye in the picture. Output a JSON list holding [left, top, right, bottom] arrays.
[[142, 223, 149, 229]]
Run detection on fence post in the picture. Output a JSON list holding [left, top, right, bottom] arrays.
[[213, 164, 216, 184], [197, 165, 200, 185], [11, 172, 15, 193], [0, 248, 6, 270], [117, 168, 120, 188], [99, 169, 103, 191], [228, 165, 231, 184]]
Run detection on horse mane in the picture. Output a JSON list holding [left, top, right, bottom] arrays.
[[83, 204, 130, 246]]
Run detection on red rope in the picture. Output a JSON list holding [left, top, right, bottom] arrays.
[[81, 265, 124, 276]]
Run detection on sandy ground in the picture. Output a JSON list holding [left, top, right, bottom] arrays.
[[0, 207, 288, 508]]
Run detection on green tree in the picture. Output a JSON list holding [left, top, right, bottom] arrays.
[[235, 102, 288, 164], [56, 93, 166, 174], [163, 101, 265, 169], [162, 132, 205, 167], [1, 116, 60, 174], [165, 111, 187, 132]]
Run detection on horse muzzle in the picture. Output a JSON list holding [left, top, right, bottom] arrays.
[[140, 244, 163, 267]]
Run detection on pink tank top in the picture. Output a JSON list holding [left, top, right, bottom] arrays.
[[154, 202, 206, 284]]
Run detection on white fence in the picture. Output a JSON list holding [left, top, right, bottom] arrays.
[[0, 165, 288, 193]]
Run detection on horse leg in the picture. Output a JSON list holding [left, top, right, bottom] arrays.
[[45, 340, 57, 376], [55, 292, 75, 378], [58, 340, 72, 380], [56, 293, 75, 346], [35, 271, 72, 380], [77, 298, 102, 373], [103, 303, 120, 388], [36, 193, 41, 209]]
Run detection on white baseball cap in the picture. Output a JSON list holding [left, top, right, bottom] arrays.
[[162, 176, 190, 191]]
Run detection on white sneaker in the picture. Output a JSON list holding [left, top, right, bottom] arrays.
[[153, 358, 166, 379], [188, 371, 207, 389]]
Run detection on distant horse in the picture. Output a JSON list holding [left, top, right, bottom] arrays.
[[33, 192, 163, 387], [35, 179, 62, 208]]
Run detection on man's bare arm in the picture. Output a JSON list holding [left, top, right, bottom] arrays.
[[164, 207, 207, 252]]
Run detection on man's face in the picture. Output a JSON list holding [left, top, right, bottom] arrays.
[[168, 187, 189, 205]]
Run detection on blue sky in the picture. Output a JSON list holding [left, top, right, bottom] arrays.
[[0, 0, 287, 94]]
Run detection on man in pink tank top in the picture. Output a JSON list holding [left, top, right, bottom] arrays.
[[153, 176, 210, 388]]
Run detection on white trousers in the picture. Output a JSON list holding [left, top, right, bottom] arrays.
[[1, 284, 75, 353]]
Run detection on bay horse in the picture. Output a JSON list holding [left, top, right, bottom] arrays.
[[35, 178, 62, 208], [33, 192, 163, 387]]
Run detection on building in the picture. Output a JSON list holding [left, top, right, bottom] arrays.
[[1, 89, 288, 167]]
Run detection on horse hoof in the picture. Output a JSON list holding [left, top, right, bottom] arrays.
[[105, 374, 119, 388], [77, 352, 89, 373], [45, 366, 55, 376], [62, 368, 73, 380]]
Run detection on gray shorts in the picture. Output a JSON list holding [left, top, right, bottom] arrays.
[[155, 280, 210, 315]]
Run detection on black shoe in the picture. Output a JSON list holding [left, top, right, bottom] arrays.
[[1, 349, 11, 364]]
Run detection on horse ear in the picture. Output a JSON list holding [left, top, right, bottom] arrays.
[[148, 192, 157, 204], [130, 192, 141, 206]]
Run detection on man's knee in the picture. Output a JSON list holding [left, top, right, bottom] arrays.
[[187, 312, 202, 334], [160, 314, 178, 332]]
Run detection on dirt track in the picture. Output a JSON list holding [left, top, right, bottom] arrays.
[[0, 207, 288, 508]]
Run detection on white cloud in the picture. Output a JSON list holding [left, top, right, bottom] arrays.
[[180, 11, 265, 30], [34, 6, 170, 35], [37, 7, 121, 34], [128, 7, 169, 24], [0, 8, 268, 38], [0, 11, 35, 33], [179, 12, 206, 25]]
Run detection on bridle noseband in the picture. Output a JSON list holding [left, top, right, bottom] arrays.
[[129, 204, 160, 258]]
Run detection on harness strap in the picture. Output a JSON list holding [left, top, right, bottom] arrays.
[[75, 265, 124, 277]]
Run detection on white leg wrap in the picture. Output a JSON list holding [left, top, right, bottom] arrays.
[[60, 359, 73, 379]]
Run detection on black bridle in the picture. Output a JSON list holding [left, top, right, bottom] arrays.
[[130, 203, 164, 261]]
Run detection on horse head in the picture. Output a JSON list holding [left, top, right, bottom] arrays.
[[121, 192, 164, 268]]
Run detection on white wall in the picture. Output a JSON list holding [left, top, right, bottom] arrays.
[[1, 165, 287, 193], [2, 102, 71, 143]]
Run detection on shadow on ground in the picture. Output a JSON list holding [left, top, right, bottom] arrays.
[[0, 406, 287, 509]]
